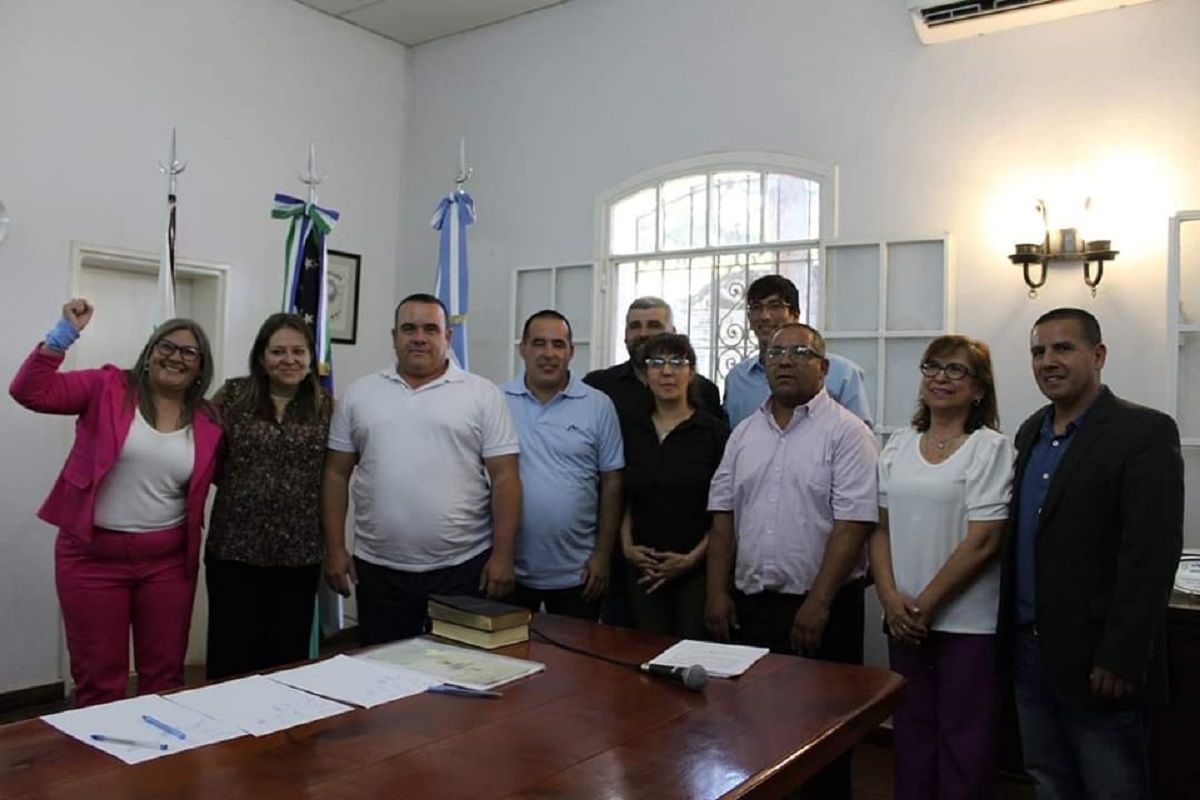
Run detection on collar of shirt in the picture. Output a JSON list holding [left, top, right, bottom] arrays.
[[379, 360, 465, 390], [755, 386, 832, 431], [1038, 383, 1106, 440], [502, 371, 588, 403]]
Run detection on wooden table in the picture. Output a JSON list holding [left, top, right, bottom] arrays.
[[0, 615, 904, 799]]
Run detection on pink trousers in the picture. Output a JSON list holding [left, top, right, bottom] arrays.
[[55, 526, 196, 707]]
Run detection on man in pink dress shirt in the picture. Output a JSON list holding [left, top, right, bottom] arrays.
[[705, 322, 878, 800]]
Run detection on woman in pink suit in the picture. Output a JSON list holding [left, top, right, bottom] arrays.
[[9, 298, 222, 707]]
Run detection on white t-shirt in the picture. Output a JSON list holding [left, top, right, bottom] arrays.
[[327, 363, 520, 572], [93, 411, 191, 532], [878, 426, 1014, 634]]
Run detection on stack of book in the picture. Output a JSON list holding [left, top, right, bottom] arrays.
[[427, 594, 532, 650]]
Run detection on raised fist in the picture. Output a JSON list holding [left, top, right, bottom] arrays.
[[62, 298, 94, 332]]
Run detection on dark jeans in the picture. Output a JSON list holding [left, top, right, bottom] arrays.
[[205, 559, 321, 681], [628, 563, 707, 640], [510, 582, 600, 621], [354, 549, 491, 646], [1013, 626, 1153, 800], [734, 580, 865, 800]]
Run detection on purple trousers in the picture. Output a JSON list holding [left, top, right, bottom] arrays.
[[888, 631, 999, 800]]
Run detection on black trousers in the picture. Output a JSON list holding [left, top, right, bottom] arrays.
[[510, 582, 600, 621], [204, 559, 321, 681], [628, 564, 708, 640], [354, 549, 491, 646], [734, 579, 866, 800]]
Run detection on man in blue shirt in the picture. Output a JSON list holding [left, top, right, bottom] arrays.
[[1000, 308, 1182, 799], [503, 310, 625, 620], [723, 275, 873, 429]]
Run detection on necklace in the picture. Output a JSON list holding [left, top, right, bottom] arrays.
[[925, 430, 965, 451]]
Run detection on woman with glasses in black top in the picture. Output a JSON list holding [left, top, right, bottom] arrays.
[[620, 333, 729, 639]]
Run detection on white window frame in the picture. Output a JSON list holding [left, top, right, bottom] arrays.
[[822, 235, 955, 434], [593, 151, 838, 372], [509, 263, 594, 378]]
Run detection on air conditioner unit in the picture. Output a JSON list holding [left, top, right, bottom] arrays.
[[908, 0, 1157, 44]]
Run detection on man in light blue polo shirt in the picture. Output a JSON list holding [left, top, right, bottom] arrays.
[[503, 310, 624, 620], [724, 275, 873, 429]]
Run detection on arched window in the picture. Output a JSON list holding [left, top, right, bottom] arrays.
[[600, 154, 834, 384]]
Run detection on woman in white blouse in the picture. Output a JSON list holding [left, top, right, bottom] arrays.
[[869, 335, 1014, 800]]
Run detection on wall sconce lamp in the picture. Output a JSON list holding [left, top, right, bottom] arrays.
[[1009, 199, 1117, 298]]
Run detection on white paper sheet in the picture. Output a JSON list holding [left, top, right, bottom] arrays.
[[359, 637, 544, 691], [41, 693, 245, 764], [167, 674, 353, 736], [648, 640, 770, 678], [267, 654, 438, 708]]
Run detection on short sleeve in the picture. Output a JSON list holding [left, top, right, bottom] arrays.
[[478, 380, 520, 458], [326, 381, 358, 453], [707, 423, 746, 512], [966, 430, 1015, 521], [877, 427, 912, 509], [830, 416, 880, 523], [595, 394, 625, 471]]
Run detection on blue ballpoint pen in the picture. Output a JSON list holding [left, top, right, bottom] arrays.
[[90, 734, 168, 751], [427, 684, 502, 699], [142, 714, 187, 740]]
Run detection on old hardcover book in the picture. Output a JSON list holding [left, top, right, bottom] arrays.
[[427, 595, 532, 632], [429, 619, 529, 650]]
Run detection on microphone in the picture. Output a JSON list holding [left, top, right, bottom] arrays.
[[639, 662, 709, 691]]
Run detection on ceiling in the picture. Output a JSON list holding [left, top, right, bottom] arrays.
[[295, 0, 569, 46]]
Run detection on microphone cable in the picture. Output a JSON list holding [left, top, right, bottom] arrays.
[[529, 625, 709, 690], [528, 625, 643, 673]]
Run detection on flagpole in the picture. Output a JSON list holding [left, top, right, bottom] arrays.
[[282, 140, 343, 648], [156, 127, 185, 322]]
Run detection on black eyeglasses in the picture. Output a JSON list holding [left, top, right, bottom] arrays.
[[644, 356, 691, 370], [765, 345, 821, 361], [155, 340, 202, 363], [747, 299, 793, 316], [919, 360, 972, 381]]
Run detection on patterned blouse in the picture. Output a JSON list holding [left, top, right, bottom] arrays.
[[206, 377, 331, 567]]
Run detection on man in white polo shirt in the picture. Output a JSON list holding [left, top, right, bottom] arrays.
[[321, 293, 522, 645]]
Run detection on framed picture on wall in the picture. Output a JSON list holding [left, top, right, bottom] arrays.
[[327, 250, 361, 345]]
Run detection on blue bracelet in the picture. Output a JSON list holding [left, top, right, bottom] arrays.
[[44, 319, 80, 353]]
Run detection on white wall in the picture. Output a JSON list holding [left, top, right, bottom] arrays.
[[404, 0, 1199, 407], [0, 0, 407, 692], [402, 0, 1200, 664]]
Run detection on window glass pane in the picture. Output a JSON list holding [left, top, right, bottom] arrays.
[[764, 174, 819, 242], [883, 338, 927, 430], [659, 174, 707, 251], [1184, 447, 1200, 549], [571, 342, 592, 374], [826, 338, 878, 420], [825, 244, 880, 332], [711, 252, 768, 382], [710, 172, 762, 247], [610, 187, 657, 255], [1180, 219, 1200, 325], [886, 241, 944, 330], [778, 248, 821, 327], [514, 270, 552, 339], [1178, 333, 1200, 439], [554, 266, 593, 338]]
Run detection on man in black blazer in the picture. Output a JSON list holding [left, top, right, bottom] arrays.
[[1000, 308, 1182, 799]]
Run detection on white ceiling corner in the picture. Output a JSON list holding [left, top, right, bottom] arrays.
[[295, 0, 568, 46]]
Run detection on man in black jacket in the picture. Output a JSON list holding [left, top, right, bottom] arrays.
[[1000, 308, 1182, 799]]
